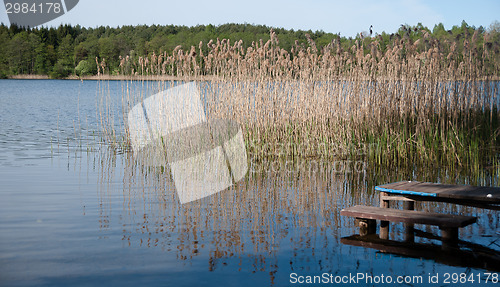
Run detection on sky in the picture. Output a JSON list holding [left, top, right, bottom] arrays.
[[0, 0, 499, 37]]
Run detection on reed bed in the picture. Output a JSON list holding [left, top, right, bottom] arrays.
[[99, 28, 499, 171]]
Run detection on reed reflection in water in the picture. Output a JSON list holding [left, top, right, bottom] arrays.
[[91, 144, 499, 283], [94, 145, 368, 267]]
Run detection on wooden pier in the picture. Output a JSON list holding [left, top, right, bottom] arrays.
[[341, 181, 500, 245], [377, 181, 500, 210]]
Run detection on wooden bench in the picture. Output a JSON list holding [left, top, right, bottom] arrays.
[[341, 205, 477, 243]]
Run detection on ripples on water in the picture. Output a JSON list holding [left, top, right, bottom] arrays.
[[0, 80, 498, 286]]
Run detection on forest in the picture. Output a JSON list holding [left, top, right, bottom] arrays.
[[0, 21, 499, 79]]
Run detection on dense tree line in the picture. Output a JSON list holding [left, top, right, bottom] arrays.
[[0, 21, 498, 78]]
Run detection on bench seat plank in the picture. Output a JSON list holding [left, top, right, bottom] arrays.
[[341, 205, 477, 228]]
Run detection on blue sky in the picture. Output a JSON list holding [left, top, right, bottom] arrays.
[[1, 0, 499, 37]]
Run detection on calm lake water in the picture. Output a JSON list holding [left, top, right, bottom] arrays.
[[0, 79, 499, 286]]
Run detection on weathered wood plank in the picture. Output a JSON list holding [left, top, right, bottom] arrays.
[[380, 195, 415, 202], [381, 194, 500, 210], [341, 205, 477, 228], [375, 181, 500, 203]]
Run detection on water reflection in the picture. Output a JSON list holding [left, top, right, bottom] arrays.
[[341, 233, 500, 272], [94, 146, 367, 270], [90, 142, 499, 282], [3, 79, 497, 284]]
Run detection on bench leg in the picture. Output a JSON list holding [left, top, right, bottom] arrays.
[[404, 201, 415, 243], [441, 227, 458, 250], [441, 227, 458, 241], [357, 218, 376, 236], [379, 221, 389, 239], [379, 192, 390, 239]]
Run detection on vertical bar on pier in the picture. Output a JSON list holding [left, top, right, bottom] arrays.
[[379, 192, 389, 240], [441, 227, 458, 250], [403, 201, 415, 243], [358, 219, 376, 236]]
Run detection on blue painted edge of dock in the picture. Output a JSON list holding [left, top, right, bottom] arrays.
[[374, 186, 438, 197]]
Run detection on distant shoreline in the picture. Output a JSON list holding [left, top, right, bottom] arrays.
[[6, 74, 500, 81], [6, 74, 216, 81]]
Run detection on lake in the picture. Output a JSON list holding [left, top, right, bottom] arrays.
[[0, 79, 498, 286]]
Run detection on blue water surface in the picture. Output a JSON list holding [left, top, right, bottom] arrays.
[[0, 79, 499, 287]]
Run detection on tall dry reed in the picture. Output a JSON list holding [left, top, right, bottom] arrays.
[[98, 28, 499, 171]]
